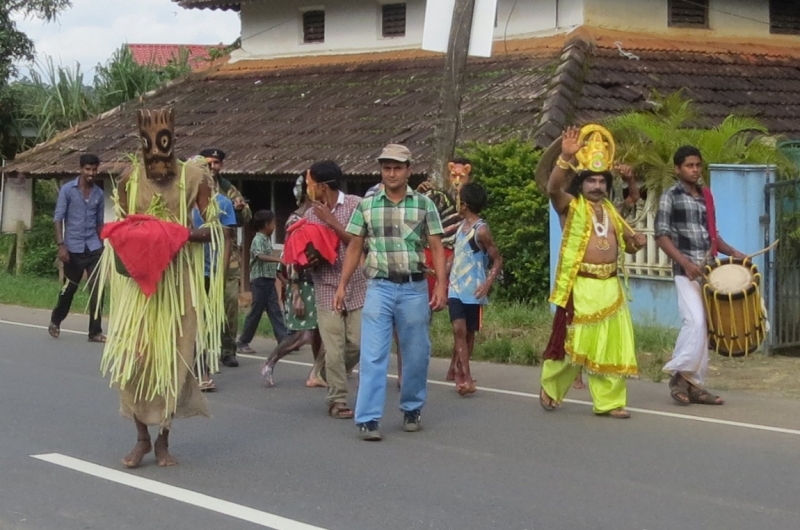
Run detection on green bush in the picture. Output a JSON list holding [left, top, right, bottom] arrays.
[[462, 140, 549, 301], [24, 179, 59, 277]]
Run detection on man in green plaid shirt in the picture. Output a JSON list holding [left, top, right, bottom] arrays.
[[335, 144, 447, 441]]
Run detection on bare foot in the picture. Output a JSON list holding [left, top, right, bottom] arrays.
[[154, 437, 178, 467], [121, 439, 152, 468], [445, 370, 455, 382], [261, 363, 275, 387], [572, 377, 586, 390], [305, 377, 328, 388]]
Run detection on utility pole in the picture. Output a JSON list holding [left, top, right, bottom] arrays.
[[430, 0, 476, 189]]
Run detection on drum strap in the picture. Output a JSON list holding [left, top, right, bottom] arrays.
[[701, 187, 718, 257]]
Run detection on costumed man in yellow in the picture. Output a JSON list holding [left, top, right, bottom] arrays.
[[539, 125, 646, 419], [95, 108, 225, 467]]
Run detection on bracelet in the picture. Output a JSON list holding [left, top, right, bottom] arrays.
[[555, 156, 571, 170]]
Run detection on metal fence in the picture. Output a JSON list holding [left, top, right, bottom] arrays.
[[764, 178, 800, 354]]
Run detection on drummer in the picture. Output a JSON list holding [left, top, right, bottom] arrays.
[[654, 145, 745, 406]]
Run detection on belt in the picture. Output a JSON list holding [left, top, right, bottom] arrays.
[[377, 272, 425, 284], [578, 262, 618, 279]]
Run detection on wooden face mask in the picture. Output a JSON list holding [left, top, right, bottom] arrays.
[[136, 108, 176, 181]]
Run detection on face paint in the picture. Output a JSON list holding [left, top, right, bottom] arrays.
[[305, 170, 317, 202], [136, 108, 176, 181]]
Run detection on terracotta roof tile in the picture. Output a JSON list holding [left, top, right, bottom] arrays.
[[127, 44, 224, 70], [8, 27, 800, 178]]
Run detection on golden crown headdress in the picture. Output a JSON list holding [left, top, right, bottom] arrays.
[[574, 124, 615, 173]]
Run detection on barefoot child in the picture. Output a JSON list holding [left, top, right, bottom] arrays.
[[447, 183, 503, 396], [238, 211, 289, 355]]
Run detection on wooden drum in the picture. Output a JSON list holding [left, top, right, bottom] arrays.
[[702, 258, 766, 357]]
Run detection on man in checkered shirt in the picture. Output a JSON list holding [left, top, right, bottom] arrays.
[[655, 145, 744, 407], [303, 160, 367, 421], [335, 144, 447, 441]]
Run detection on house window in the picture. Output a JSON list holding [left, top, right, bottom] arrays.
[[303, 10, 325, 43], [668, 0, 708, 28], [382, 3, 406, 38], [770, 0, 800, 35]]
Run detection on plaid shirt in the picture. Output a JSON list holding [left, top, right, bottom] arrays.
[[306, 192, 367, 311], [250, 232, 278, 280], [654, 182, 712, 276], [347, 185, 444, 278]]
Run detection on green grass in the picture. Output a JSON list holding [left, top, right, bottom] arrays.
[[0, 271, 92, 312]]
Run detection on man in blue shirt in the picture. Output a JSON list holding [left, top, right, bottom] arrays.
[[192, 191, 237, 390], [49, 154, 106, 342]]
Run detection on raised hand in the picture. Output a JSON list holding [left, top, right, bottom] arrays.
[[614, 163, 635, 182], [561, 126, 582, 158]]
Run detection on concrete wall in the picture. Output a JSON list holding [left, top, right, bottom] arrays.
[[233, 0, 574, 60], [584, 0, 780, 39]]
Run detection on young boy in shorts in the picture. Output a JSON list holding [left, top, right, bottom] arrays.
[[447, 183, 503, 395]]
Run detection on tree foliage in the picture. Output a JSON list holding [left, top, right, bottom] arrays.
[[606, 90, 796, 210], [1, 0, 72, 157], [462, 140, 550, 302]]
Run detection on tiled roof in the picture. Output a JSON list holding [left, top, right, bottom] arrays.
[[127, 44, 224, 70], [173, 0, 240, 11], [7, 27, 800, 178], [4, 49, 559, 177]]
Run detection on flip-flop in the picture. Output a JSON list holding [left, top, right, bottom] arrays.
[[601, 408, 631, 419], [48, 323, 60, 339], [199, 379, 216, 392], [88, 334, 106, 343], [539, 387, 558, 411], [688, 389, 724, 405]]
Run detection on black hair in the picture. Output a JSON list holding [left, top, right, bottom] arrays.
[[79, 154, 100, 167], [309, 160, 342, 190], [450, 156, 471, 165], [568, 170, 613, 197], [251, 210, 276, 231], [673, 145, 703, 167], [459, 182, 487, 214]]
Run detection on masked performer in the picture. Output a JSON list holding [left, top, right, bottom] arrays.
[[539, 125, 646, 419], [95, 108, 224, 467]]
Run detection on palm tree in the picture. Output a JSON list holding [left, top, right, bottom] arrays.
[[605, 90, 795, 212]]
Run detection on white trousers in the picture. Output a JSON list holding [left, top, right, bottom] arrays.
[[663, 275, 709, 387]]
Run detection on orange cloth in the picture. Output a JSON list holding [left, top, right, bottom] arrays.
[[101, 214, 190, 297], [424, 247, 454, 300], [282, 217, 338, 267]]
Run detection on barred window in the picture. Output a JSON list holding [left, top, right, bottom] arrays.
[[668, 0, 708, 28], [303, 10, 325, 43], [382, 3, 406, 38], [770, 0, 800, 35]]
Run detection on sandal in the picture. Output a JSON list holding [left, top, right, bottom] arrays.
[[601, 408, 631, 419], [48, 322, 60, 339], [328, 402, 354, 419], [539, 387, 558, 411], [199, 379, 216, 392], [88, 334, 107, 343], [668, 373, 691, 406], [688, 388, 724, 405]]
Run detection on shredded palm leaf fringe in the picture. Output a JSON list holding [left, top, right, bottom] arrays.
[[93, 158, 224, 418]]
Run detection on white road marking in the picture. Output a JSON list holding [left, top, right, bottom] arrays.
[[6, 320, 800, 437], [31, 453, 328, 530]]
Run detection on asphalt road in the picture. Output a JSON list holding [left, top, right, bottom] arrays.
[[2, 305, 800, 530]]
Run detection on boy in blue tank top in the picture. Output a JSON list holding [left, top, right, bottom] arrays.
[[447, 183, 503, 396]]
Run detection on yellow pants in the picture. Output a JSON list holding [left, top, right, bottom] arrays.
[[541, 358, 627, 414]]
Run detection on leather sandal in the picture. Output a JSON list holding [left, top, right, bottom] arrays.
[[328, 402, 354, 419]]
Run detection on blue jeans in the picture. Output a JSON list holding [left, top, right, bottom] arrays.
[[239, 277, 290, 345], [354, 279, 431, 424]]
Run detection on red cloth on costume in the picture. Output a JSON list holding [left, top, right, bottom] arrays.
[[282, 217, 338, 267], [542, 296, 574, 361], [702, 187, 718, 257], [101, 214, 190, 297], [424, 247, 454, 300]]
